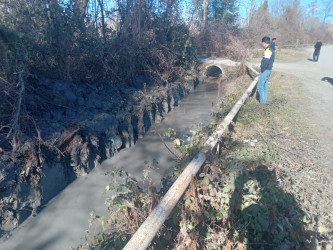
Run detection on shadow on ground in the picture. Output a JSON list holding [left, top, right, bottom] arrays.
[[228, 164, 311, 249], [321, 77, 333, 85]]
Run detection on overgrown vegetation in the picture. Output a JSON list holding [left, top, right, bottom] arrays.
[[0, 0, 198, 196]]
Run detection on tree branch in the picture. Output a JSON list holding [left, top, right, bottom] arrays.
[[6, 71, 24, 139]]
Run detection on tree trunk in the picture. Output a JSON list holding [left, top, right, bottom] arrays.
[[202, 0, 209, 31], [97, 0, 106, 42], [74, 0, 89, 18]]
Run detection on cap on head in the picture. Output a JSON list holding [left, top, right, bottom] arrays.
[[272, 38, 276, 41]]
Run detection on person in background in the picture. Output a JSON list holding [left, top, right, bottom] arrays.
[[313, 39, 322, 62], [257, 36, 275, 103], [271, 38, 277, 49], [269, 38, 276, 62]]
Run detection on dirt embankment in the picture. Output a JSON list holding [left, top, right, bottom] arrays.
[[0, 73, 199, 235]]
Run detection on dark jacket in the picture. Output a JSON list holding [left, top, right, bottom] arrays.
[[269, 42, 276, 63], [260, 45, 275, 73], [314, 41, 322, 51]]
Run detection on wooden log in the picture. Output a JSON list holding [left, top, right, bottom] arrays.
[[123, 153, 206, 250], [246, 64, 260, 75], [205, 76, 258, 151]]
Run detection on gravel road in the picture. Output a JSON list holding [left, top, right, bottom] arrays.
[[273, 45, 333, 170]]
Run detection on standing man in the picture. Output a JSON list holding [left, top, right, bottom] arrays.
[[257, 36, 275, 103], [313, 39, 322, 62]]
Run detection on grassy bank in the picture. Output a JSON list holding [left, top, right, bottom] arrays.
[[173, 70, 333, 249]]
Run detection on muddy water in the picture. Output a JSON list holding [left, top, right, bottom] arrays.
[[1, 78, 223, 250]]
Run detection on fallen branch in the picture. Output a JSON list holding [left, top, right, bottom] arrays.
[[0, 76, 11, 85], [154, 125, 180, 160]]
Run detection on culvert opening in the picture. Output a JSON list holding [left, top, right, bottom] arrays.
[[206, 65, 222, 77]]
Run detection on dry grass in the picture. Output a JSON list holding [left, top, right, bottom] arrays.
[[251, 48, 311, 63], [275, 48, 312, 62], [226, 71, 333, 248]]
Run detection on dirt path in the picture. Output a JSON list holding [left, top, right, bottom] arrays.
[[273, 45, 333, 171]]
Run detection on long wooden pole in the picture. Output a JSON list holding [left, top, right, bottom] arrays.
[[246, 64, 260, 75], [123, 75, 259, 250], [123, 153, 206, 250], [205, 75, 259, 150]]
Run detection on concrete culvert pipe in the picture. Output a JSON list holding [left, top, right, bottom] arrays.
[[205, 65, 223, 77]]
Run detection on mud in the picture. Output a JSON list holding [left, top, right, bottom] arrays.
[[0, 73, 199, 236]]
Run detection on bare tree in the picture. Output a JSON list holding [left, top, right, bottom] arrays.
[[96, 0, 106, 41], [74, 0, 89, 17], [239, 0, 257, 27], [307, 0, 320, 16], [321, 0, 333, 23], [202, 0, 209, 31]]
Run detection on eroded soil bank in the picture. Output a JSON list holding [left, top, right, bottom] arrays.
[[0, 72, 200, 236], [0, 67, 229, 249]]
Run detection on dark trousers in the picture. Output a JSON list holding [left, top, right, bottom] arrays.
[[313, 49, 320, 61]]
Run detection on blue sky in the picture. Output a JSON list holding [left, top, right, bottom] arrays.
[[294, 0, 332, 21], [180, 0, 332, 24], [238, 0, 333, 23]]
